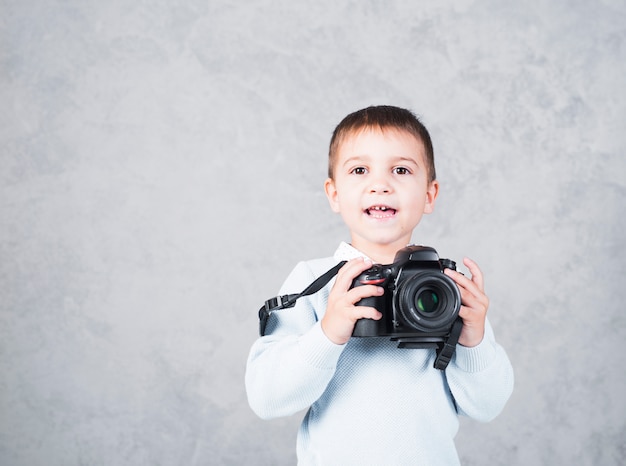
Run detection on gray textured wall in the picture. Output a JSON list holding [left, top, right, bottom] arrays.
[[1, 1, 625, 465]]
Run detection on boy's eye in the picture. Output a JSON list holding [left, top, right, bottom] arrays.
[[351, 167, 368, 175], [393, 167, 411, 175]]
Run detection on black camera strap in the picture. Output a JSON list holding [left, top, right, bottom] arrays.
[[433, 317, 463, 370], [258, 261, 347, 336]]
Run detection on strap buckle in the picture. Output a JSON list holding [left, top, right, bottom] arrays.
[[258, 294, 298, 336]]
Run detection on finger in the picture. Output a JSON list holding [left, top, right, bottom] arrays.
[[335, 257, 375, 289], [454, 277, 489, 316], [351, 305, 383, 321], [463, 257, 485, 292], [444, 268, 477, 292], [444, 268, 486, 303], [348, 284, 384, 305], [457, 288, 488, 313]]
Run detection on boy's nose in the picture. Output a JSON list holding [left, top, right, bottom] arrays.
[[369, 181, 391, 193]]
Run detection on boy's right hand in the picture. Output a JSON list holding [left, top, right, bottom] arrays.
[[321, 257, 384, 345]]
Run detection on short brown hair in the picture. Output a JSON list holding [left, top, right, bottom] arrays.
[[328, 105, 436, 182]]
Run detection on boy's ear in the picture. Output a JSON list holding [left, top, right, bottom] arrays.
[[424, 180, 439, 214], [324, 178, 341, 213]]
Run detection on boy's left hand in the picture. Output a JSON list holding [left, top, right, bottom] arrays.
[[444, 257, 488, 347]]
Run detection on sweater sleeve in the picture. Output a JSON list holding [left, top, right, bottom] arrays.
[[245, 261, 345, 419], [444, 319, 514, 422]]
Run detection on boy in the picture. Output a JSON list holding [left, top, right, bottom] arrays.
[[245, 105, 514, 465]]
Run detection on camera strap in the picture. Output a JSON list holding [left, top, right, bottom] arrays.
[[433, 317, 463, 370], [258, 261, 347, 336]]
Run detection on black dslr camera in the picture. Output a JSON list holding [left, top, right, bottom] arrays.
[[351, 245, 462, 351], [258, 244, 464, 369]]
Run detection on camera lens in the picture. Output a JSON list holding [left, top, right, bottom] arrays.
[[394, 272, 461, 332], [416, 290, 440, 313]]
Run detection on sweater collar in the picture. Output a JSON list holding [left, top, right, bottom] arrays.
[[333, 242, 372, 262]]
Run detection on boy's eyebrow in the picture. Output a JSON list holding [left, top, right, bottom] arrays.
[[341, 155, 368, 167], [342, 155, 421, 167], [393, 156, 421, 166]]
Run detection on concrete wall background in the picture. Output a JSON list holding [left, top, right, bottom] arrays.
[[1, 0, 624, 464]]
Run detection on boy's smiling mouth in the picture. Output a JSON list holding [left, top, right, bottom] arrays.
[[365, 205, 397, 218]]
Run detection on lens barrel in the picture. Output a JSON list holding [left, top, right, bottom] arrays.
[[394, 272, 461, 332]]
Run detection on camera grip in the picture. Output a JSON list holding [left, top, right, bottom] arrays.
[[352, 295, 383, 337], [350, 265, 388, 338], [353, 317, 380, 337]]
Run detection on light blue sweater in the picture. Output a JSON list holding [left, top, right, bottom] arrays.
[[245, 244, 514, 465]]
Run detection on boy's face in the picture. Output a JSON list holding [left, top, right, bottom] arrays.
[[324, 128, 439, 261]]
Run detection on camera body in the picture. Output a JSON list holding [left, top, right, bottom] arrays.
[[351, 245, 461, 348]]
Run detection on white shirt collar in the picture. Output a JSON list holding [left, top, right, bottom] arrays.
[[333, 241, 419, 263], [333, 242, 372, 262]]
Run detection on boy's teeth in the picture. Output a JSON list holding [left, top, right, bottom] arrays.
[[366, 206, 396, 216]]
